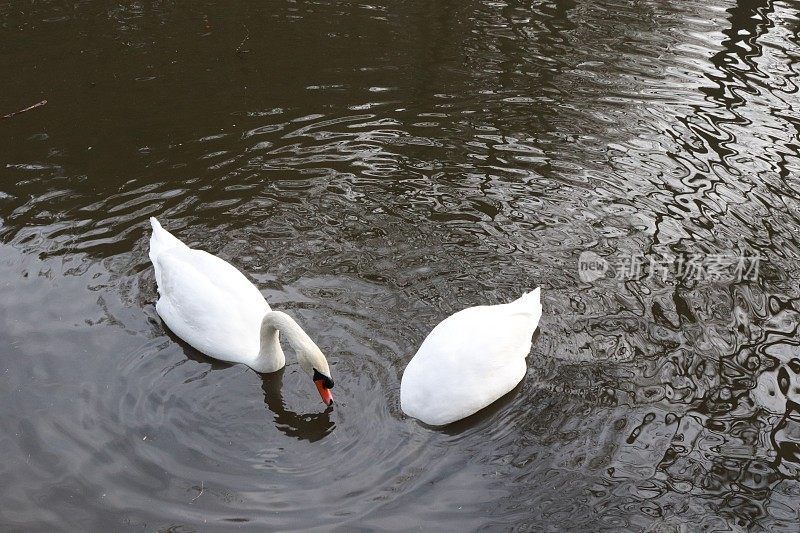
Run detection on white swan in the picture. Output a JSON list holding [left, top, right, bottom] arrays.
[[400, 290, 542, 425], [148, 217, 334, 405]]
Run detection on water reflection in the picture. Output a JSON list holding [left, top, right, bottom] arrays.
[[261, 368, 336, 443]]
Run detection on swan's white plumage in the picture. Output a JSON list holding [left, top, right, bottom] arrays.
[[149, 217, 270, 365], [400, 289, 542, 426]]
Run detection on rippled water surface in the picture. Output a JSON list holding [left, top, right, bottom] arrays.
[[2, 0, 800, 530]]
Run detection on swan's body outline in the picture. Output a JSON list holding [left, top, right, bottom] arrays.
[[401, 290, 541, 426], [148, 217, 334, 405]]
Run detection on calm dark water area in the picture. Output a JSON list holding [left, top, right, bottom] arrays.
[[2, 0, 800, 530]]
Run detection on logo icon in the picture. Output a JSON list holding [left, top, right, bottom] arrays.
[[578, 251, 609, 283]]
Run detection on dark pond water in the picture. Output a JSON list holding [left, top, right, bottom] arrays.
[[2, 0, 800, 530]]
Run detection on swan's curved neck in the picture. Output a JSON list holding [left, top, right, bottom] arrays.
[[252, 311, 317, 373]]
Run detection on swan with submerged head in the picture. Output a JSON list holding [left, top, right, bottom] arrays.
[[401, 289, 542, 426], [148, 217, 334, 406]]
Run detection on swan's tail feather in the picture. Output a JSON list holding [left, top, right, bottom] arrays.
[[512, 288, 542, 319], [149, 217, 186, 255], [149, 217, 187, 289]]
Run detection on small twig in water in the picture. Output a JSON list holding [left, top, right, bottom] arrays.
[[235, 24, 250, 56], [191, 481, 204, 502], [2, 100, 47, 120]]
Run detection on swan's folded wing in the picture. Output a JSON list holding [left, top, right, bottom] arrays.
[[154, 249, 263, 363]]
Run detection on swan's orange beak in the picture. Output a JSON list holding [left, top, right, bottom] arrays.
[[315, 379, 333, 406]]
